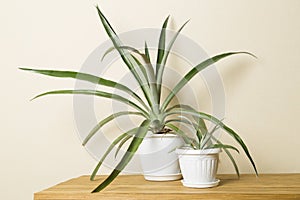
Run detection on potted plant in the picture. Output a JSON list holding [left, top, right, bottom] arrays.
[[137, 131, 184, 181], [20, 6, 257, 192], [174, 113, 249, 188]]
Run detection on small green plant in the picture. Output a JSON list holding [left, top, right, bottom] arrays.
[[172, 112, 247, 176], [20, 6, 257, 192]]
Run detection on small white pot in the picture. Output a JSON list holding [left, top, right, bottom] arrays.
[[176, 148, 221, 188], [138, 133, 184, 181]]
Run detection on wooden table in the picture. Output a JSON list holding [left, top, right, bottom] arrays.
[[34, 174, 300, 200]]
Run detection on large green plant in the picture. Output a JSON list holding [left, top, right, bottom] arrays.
[[20, 6, 257, 192]]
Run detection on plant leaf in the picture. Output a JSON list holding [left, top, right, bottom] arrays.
[[91, 119, 150, 192], [156, 15, 170, 72], [100, 46, 116, 61], [167, 104, 208, 145], [131, 56, 159, 113], [83, 112, 144, 146], [144, 42, 151, 63], [211, 143, 240, 153], [19, 68, 149, 110], [96, 6, 153, 108], [89, 128, 137, 181], [165, 123, 197, 149], [156, 20, 189, 103], [161, 52, 256, 110], [223, 147, 240, 177], [101, 45, 158, 104], [200, 122, 222, 149], [32, 89, 148, 117], [166, 106, 258, 175], [114, 134, 133, 159], [129, 55, 150, 87], [213, 137, 240, 177], [102, 46, 148, 64]]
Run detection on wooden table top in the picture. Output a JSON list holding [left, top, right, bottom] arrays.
[[34, 174, 300, 200]]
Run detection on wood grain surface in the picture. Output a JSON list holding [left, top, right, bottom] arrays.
[[34, 174, 300, 200]]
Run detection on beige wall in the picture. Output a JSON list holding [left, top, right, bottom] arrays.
[[1, 0, 299, 199]]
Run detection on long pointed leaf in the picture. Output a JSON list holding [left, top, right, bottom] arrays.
[[102, 46, 158, 107], [83, 111, 144, 146], [166, 107, 258, 175], [211, 143, 239, 153], [167, 104, 208, 142], [129, 55, 150, 87], [156, 15, 170, 72], [156, 20, 189, 103], [32, 89, 148, 117], [96, 6, 153, 108], [144, 42, 151, 63], [200, 122, 222, 149], [89, 128, 137, 181], [19, 68, 149, 110], [165, 123, 197, 149], [100, 46, 116, 61], [90, 133, 127, 181], [114, 134, 133, 159], [223, 147, 240, 177], [161, 52, 256, 110], [213, 137, 240, 177], [131, 56, 159, 113], [91, 119, 150, 192]]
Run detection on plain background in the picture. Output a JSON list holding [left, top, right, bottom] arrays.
[[1, 0, 299, 199]]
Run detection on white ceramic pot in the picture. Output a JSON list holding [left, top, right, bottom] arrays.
[[138, 133, 184, 181], [176, 148, 221, 188]]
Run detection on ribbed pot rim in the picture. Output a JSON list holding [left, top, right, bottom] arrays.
[[176, 147, 221, 155]]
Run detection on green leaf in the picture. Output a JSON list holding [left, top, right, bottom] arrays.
[[156, 20, 189, 103], [200, 122, 222, 149], [168, 104, 208, 145], [213, 138, 240, 177], [211, 143, 240, 153], [161, 52, 256, 110], [103, 46, 159, 113], [165, 123, 197, 149], [219, 121, 258, 175], [114, 134, 133, 159], [156, 15, 170, 71], [32, 89, 148, 117], [89, 128, 137, 181], [213, 137, 240, 177], [144, 42, 151, 63], [101, 46, 116, 61], [223, 147, 240, 177], [90, 133, 127, 181], [131, 56, 159, 113], [102, 46, 149, 64], [91, 119, 150, 192], [193, 114, 207, 134], [155, 16, 169, 104], [96, 6, 153, 108], [129, 55, 150, 87], [83, 112, 144, 146], [165, 117, 195, 127], [19, 68, 149, 110], [101, 45, 158, 104], [166, 106, 258, 175]]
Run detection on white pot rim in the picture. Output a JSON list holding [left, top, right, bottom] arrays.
[[176, 147, 221, 155], [146, 132, 178, 138]]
